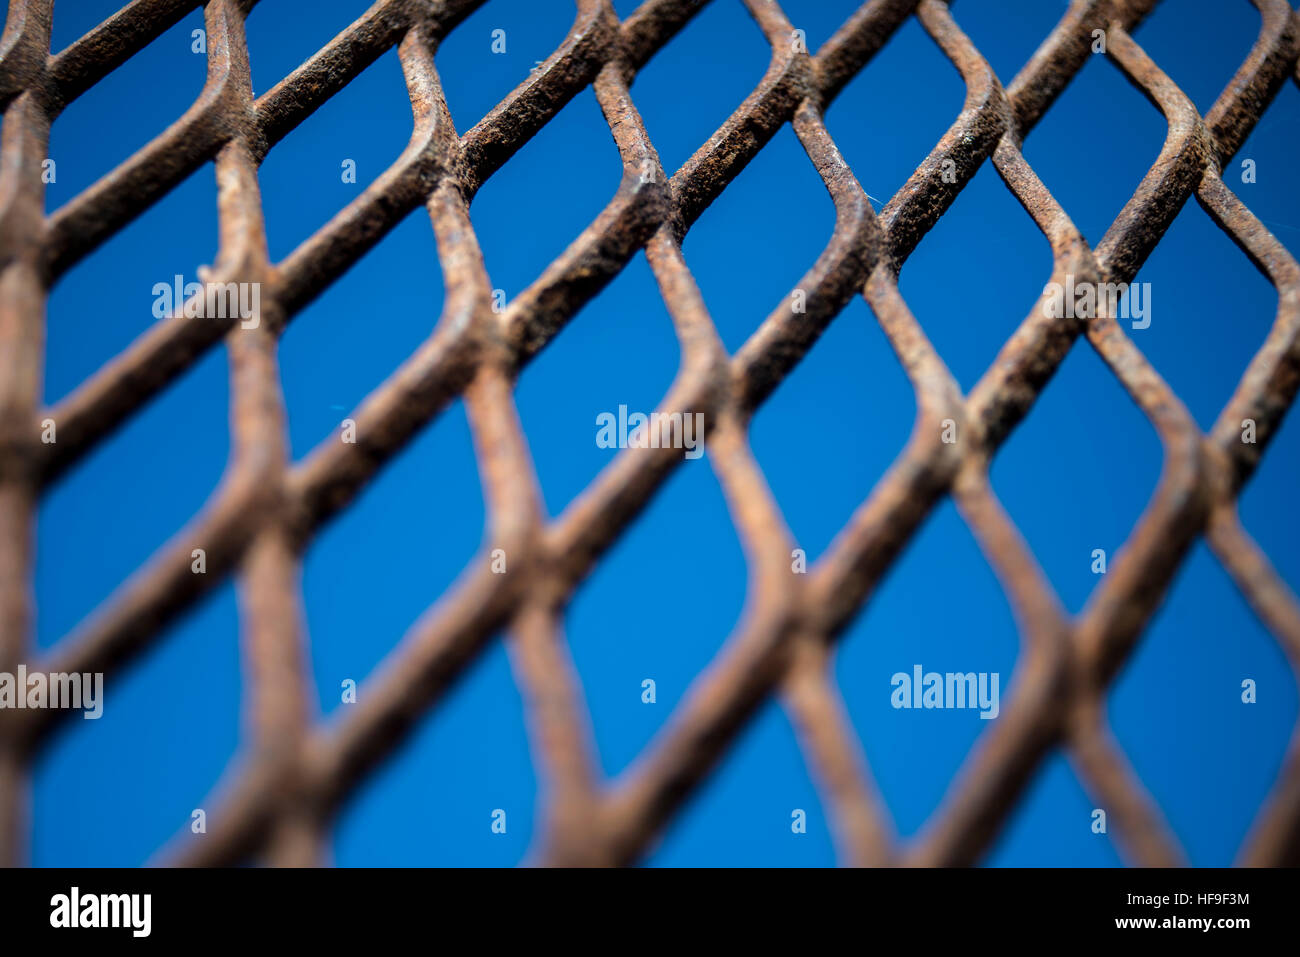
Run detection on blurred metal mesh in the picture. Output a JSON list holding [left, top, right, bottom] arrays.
[[1, 0, 1299, 867]]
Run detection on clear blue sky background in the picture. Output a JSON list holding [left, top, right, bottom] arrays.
[[22, 0, 1300, 866]]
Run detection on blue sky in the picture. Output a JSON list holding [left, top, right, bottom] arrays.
[[24, 0, 1300, 866]]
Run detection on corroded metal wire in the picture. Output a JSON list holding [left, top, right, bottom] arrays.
[[0, 0, 1297, 868]]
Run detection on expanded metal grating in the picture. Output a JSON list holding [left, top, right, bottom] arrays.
[[1, 0, 1299, 867]]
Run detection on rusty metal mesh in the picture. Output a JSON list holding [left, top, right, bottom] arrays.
[[1, 0, 1299, 868]]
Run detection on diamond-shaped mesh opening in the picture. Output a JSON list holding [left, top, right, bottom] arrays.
[[44, 161, 217, 402], [1133, 0, 1261, 115], [990, 342, 1162, 615], [1109, 544, 1299, 865], [566, 456, 746, 778], [1127, 200, 1280, 432], [627, 0, 771, 177], [33, 581, 242, 866], [515, 251, 679, 516], [470, 85, 622, 304], [1019, 45, 1169, 249], [835, 499, 1021, 838], [258, 47, 414, 261], [684, 123, 837, 351], [899, 160, 1054, 391], [985, 750, 1124, 867], [46, 8, 206, 198], [823, 13, 964, 210], [245, 0, 373, 97], [435, 0, 575, 133]]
